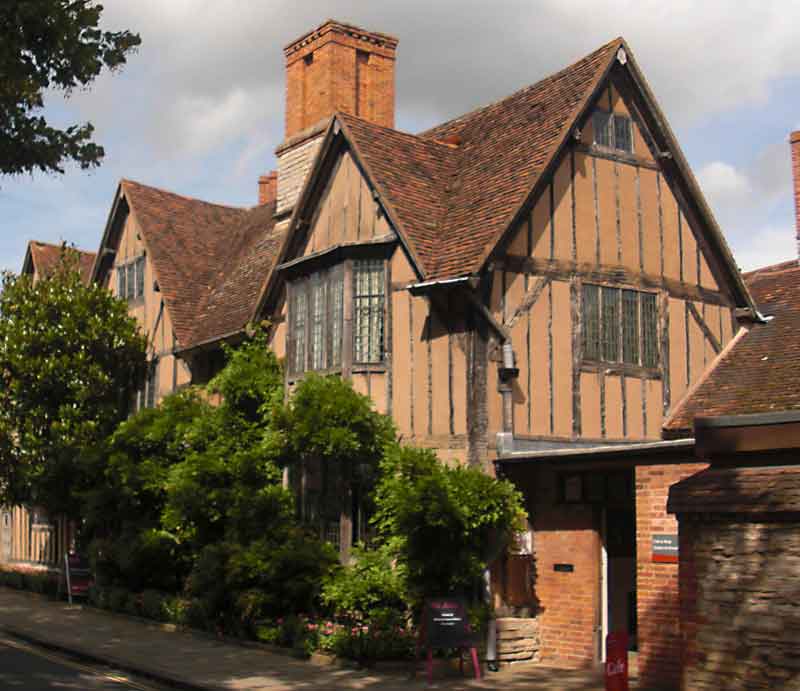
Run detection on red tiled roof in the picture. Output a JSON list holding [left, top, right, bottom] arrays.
[[664, 259, 800, 433], [336, 39, 621, 280], [120, 180, 282, 350], [338, 112, 456, 276], [668, 465, 800, 515], [422, 38, 621, 279], [26, 241, 96, 283]]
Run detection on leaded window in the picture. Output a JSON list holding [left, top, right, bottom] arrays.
[[117, 256, 146, 301], [287, 263, 355, 376], [583, 284, 658, 368], [353, 259, 385, 363], [593, 110, 633, 154]]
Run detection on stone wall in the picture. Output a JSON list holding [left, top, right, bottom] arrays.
[[678, 518, 800, 689], [495, 617, 540, 664]]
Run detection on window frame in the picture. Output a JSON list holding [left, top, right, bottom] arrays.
[[116, 254, 146, 303], [592, 109, 634, 155], [286, 253, 388, 381], [582, 282, 659, 372]]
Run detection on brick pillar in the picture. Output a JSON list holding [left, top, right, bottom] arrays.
[[635, 462, 706, 690], [791, 131, 800, 258], [258, 170, 277, 205]]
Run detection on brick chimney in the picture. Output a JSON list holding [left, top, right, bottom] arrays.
[[283, 19, 398, 139], [275, 20, 398, 217], [258, 170, 278, 205], [791, 131, 800, 257]]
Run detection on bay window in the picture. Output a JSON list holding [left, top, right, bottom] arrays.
[[288, 259, 382, 376]]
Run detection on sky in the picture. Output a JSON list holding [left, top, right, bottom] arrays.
[[2, 0, 799, 275]]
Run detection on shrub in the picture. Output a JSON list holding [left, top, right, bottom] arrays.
[[322, 543, 406, 621], [108, 586, 130, 613], [373, 444, 526, 609]]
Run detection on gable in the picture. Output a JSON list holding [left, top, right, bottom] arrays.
[[503, 75, 726, 300], [301, 147, 396, 260]]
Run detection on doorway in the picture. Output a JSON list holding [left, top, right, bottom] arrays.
[[599, 470, 637, 660]]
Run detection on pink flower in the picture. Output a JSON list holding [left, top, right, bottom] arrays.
[[307, 623, 317, 631], [276, 618, 283, 625]]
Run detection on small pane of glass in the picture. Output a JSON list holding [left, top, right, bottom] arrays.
[[641, 293, 658, 368], [622, 290, 639, 364], [601, 287, 619, 362], [309, 275, 325, 370], [292, 284, 307, 374], [328, 269, 344, 368], [135, 256, 146, 298], [353, 259, 384, 363], [593, 110, 612, 148], [614, 115, 633, 153], [582, 284, 600, 360], [126, 263, 136, 300], [117, 266, 127, 299]]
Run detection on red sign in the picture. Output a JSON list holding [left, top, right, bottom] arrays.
[[605, 632, 629, 691], [64, 552, 92, 603]]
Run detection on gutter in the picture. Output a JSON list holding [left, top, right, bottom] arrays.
[[495, 438, 695, 464]]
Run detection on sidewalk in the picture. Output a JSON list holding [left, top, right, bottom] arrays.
[[0, 587, 605, 690]]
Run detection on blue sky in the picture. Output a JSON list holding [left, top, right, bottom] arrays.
[[2, 0, 799, 275]]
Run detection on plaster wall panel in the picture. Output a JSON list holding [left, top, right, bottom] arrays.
[[531, 189, 550, 259], [580, 371, 602, 439], [645, 379, 663, 438], [660, 185, 681, 281], [639, 168, 661, 276], [668, 298, 688, 406], [625, 377, 644, 439], [604, 374, 623, 439], [618, 164, 639, 270], [531, 292, 550, 435], [573, 152, 596, 264], [595, 158, 618, 266], [392, 290, 412, 437], [551, 280, 572, 437], [553, 156, 573, 261]]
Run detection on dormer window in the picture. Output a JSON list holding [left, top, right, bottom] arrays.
[[117, 256, 145, 302], [593, 110, 633, 154]]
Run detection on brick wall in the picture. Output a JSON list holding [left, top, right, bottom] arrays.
[[791, 131, 800, 257], [635, 462, 706, 689], [531, 465, 600, 666]]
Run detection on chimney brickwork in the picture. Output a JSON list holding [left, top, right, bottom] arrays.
[[275, 20, 398, 216], [791, 131, 800, 258]]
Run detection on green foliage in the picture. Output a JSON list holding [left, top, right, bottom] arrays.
[[0, 0, 141, 175], [373, 444, 526, 606], [0, 250, 146, 515], [277, 373, 395, 488], [322, 543, 407, 620]]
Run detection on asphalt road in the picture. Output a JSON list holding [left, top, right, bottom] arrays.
[[0, 636, 163, 690]]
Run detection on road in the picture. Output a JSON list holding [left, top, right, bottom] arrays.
[[0, 635, 164, 690]]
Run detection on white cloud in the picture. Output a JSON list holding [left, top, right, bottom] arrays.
[[732, 225, 796, 272], [698, 161, 752, 209]]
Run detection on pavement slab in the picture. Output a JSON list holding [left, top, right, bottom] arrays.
[[0, 588, 605, 690]]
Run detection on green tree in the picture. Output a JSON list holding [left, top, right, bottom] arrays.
[[0, 248, 146, 515], [1, 0, 141, 175], [275, 373, 396, 531], [373, 444, 526, 607]]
